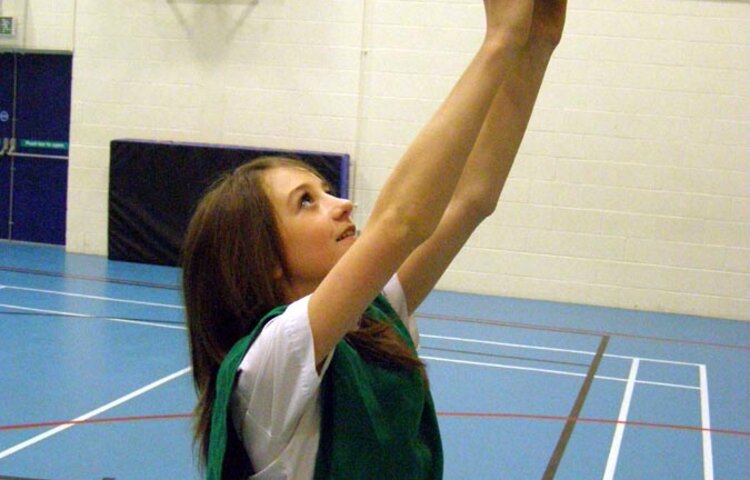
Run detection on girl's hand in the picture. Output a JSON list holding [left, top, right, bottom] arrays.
[[528, 0, 568, 51]]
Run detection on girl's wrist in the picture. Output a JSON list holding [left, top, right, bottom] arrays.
[[528, 40, 557, 59]]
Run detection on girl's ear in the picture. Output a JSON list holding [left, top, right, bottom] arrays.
[[273, 267, 292, 304]]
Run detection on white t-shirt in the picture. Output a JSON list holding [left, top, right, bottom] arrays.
[[230, 275, 417, 480]]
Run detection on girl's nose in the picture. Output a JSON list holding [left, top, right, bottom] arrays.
[[331, 197, 354, 220]]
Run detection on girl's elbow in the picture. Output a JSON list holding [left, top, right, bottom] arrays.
[[459, 195, 498, 224], [378, 207, 435, 249]]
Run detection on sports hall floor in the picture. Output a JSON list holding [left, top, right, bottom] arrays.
[[0, 241, 747, 479]]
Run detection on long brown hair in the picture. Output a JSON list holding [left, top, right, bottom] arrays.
[[181, 156, 426, 467]]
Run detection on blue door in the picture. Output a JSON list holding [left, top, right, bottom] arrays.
[[0, 52, 71, 245], [0, 53, 12, 239]]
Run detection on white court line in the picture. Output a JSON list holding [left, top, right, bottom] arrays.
[[0, 303, 186, 330], [636, 379, 698, 390], [699, 365, 715, 480], [421, 356, 698, 391], [603, 358, 640, 480], [422, 355, 588, 379], [0, 367, 191, 460], [422, 333, 702, 367], [2, 308, 698, 388], [2, 306, 699, 389], [0, 284, 183, 309]]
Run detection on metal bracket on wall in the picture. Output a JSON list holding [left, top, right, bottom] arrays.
[[5, 136, 14, 158], [9, 152, 69, 161], [6, 138, 68, 160]]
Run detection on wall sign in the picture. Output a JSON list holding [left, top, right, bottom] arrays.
[[19, 139, 69, 150], [0, 17, 14, 37]]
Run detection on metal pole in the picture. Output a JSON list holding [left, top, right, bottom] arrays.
[[7, 52, 17, 239]]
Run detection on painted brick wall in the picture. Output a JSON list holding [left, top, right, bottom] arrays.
[[0, 0, 75, 51], [61, 0, 748, 320], [67, 0, 365, 254]]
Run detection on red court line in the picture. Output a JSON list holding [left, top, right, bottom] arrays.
[[438, 412, 750, 437], [0, 265, 180, 290], [2, 412, 748, 437], [0, 414, 192, 432], [418, 312, 750, 352]]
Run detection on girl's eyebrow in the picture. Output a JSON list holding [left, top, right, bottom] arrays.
[[286, 178, 332, 207]]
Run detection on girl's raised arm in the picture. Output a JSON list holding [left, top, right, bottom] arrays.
[[397, 0, 569, 314], [308, 0, 535, 365]]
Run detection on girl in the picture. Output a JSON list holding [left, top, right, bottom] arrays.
[[182, 1, 567, 478]]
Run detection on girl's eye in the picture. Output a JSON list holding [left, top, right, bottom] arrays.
[[300, 193, 314, 208]]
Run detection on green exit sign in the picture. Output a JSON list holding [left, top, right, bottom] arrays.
[[19, 139, 69, 150], [0, 17, 15, 37]]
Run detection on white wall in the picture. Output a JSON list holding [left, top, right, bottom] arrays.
[[26, 0, 750, 320], [0, 0, 75, 51]]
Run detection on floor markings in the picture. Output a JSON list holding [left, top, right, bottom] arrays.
[[543, 335, 610, 479], [603, 358, 639, 480], [0, 285, 182, 309], [0, 264, 179, 290], [0, 368, 191, 460], [421, 355, 698, 390], [419, 312, 750, 352], [0, 303, 185, 330], [699, 365, 715, 480]]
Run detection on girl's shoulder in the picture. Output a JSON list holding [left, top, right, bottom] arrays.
[[381, 274, 419, 346], [238, 295, 314, 372]]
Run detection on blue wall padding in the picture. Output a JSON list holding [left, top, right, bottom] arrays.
[[108, 139, 349, 266]]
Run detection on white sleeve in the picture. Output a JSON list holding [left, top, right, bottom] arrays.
[[382, 274, 420, 348], [231, 295, 333, 467]]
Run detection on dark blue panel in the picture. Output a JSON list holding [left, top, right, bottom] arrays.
[[0, 158, 9, 239], [10, 53, 71, 245], [15, 53, 72, 157], [109, 140, 349, 265], [12, 157, 68, 244], [0, 53, 13, 140], [0, 53, 13, 238]]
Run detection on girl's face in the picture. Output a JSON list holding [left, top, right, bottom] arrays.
[[263, 166, 356, 301]]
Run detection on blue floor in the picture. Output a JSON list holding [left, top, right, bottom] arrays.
[[0, 242, 748, 479]]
